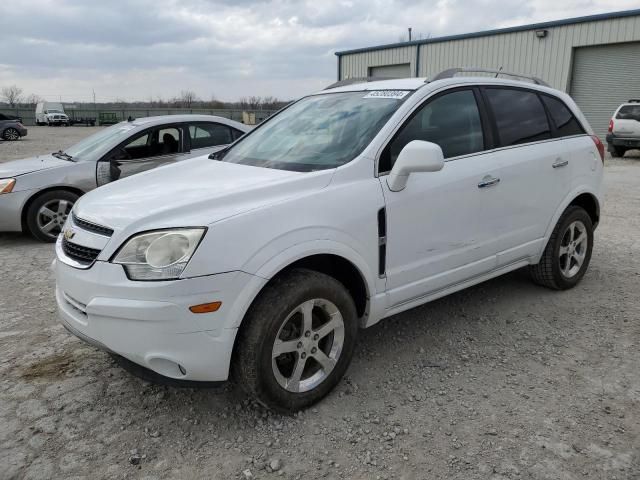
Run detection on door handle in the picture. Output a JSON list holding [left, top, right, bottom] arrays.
[[478, 175, 500, 188], [552, 158, 569, 168]]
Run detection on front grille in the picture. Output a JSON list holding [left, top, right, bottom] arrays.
[[72, 214, 113, 237], [61, 237, 101, 265]]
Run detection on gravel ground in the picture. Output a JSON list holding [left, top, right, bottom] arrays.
[[1, 128, 639, 479]]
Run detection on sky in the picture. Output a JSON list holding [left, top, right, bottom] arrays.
[[0, 0, 637, 103]]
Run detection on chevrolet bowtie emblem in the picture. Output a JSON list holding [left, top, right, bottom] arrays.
[[63, 229, 75, 241]]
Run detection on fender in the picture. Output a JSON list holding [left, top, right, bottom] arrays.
[[534, 185, 602, 263], [223, 239, 380, 330]]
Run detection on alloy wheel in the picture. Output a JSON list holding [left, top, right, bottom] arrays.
[[271, 298, 345, 393], [37, 199, 73, 239], [559, 220, 588, 278], [4, 128, 19, 140]]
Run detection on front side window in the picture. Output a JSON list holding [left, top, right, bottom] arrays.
[[381, 89, 484, 172], [485, 88, 551, 146], [189, 123, 232, 149], [541, 95, 584, 137], [220, 91, 409, 172]]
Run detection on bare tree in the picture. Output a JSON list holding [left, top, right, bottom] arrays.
[[2, 85, 23, 107], [24, 93, 44, 105], [180, 90, 198, 108]]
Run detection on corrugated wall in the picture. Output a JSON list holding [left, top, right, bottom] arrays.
[[339, 15, 640, 92], [340, 46, 418, 79]]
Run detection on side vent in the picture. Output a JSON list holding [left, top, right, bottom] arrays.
[[377, 207, 387, 277]]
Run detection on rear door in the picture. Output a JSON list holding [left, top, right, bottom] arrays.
[[480, 87, 584, 266], [186, 122, 245, 157]]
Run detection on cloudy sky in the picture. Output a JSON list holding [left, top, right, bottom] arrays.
[[0, 0, 636, 102]]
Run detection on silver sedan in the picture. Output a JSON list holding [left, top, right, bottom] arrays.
[[0, 115, 249, 242]]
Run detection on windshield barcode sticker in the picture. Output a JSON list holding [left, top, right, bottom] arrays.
[[363, 90, 409, 99]]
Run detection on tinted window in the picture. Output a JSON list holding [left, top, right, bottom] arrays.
[[189, 123, 232, 149], [541, 95, 584, 137], [616, 105, 640, 121], [231, 128, 244, 141], [381, 89, 484, 171], [485, 88, 551, 146]]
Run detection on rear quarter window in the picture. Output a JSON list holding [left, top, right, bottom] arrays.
[[541, 95, 585, 137]]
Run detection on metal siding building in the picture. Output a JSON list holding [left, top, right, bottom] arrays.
[[336, 9, 640, 138]]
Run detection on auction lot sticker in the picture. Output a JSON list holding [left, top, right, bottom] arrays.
[[363, 90, 410, 99]]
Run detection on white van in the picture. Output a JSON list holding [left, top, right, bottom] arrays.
[[35, 102, 70, 126], [54, 70, 604, 411]]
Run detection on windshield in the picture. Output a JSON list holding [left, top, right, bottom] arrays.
[[220, 90, 410, 171], [65, 123, 136, 161]]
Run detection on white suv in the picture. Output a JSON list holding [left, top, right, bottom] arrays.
[[607, 100, 640, 157], [55, 70, 604, 411]]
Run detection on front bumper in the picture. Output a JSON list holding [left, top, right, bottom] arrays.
[[55, 258, 263, 382], [0, 189, 31, 231], [47, 118, 69, 124], [606, 134, 640, 150]]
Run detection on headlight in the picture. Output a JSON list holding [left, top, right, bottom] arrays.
[[112, 228, 206, 280], [0, 178, 16, 194]]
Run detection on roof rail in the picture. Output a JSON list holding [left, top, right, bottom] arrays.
[[628, 99, 640, 103], [430, 68, 550, 87], [324, 76, 400, 90]]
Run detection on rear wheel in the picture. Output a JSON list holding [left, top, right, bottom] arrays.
[[234, 268, 358, 412], [3, 128, 20, 141], [25, 190, 78, 242], [529, 206, 593, 290], [610, 146, 626, 158]]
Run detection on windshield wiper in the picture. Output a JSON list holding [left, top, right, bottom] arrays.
[[52, 150, 75, 162], [208, 147, 230, 161]]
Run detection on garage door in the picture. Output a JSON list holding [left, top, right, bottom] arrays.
[[570, 42, 640, 139], [369, 63, 411, 78]]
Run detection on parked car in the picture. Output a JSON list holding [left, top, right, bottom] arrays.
[[606, 99, 640, 157], [35, 102, 70, 126], [0, 113, 23, 123], [0, 115, 249, 241], [0, 118, 28, 141], [54, 72, 604, 411]]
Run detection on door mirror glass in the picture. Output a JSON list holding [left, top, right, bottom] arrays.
[[387, 140, 444, 192]]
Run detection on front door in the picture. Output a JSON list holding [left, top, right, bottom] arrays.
[[379, 88, 501, 309]]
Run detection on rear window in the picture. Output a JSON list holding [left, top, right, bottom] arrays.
[[485, 88, 551, 146], [541, 95, 584, 137], [616, 105, 640, 121]]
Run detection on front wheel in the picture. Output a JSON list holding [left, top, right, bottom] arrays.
[[25, 190, 78, 242], [234, 268, 358, 412], [529, 206, 593, 290]]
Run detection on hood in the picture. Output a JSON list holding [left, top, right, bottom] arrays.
[[47, 112, 68, 117], [74, 156, 333, 233], [0, 154, 71, 177]]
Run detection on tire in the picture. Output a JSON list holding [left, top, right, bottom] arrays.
[[610, 146, 625, 158], [3, 128, 20, 141], [25, 190, 78, 242], [529, 206, 594, 290], [233, 268, 359, 412]]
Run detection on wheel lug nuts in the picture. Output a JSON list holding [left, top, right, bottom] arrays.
[[301, 352, 307, 359], [304, 331, 311, 337], [313, 334, 319, 340], [297, 342, 303, 349], [311, 347, 317, 354]]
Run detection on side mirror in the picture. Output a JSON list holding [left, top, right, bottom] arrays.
[[386, 140, 444, 192]]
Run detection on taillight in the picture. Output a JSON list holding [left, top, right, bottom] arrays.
[[608, 119, 613, 133], [591, 135, 605, 163]]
